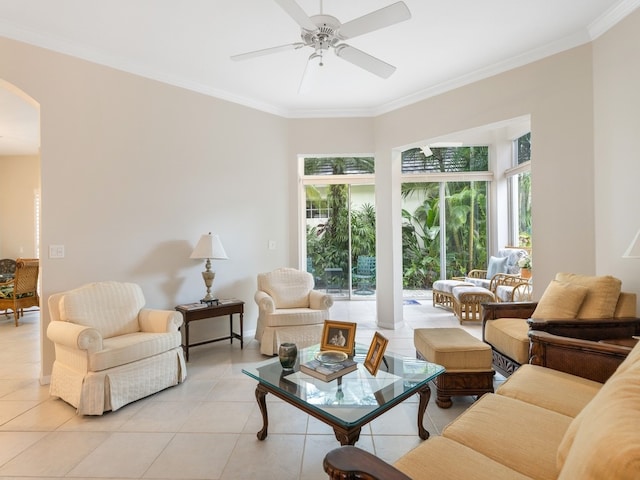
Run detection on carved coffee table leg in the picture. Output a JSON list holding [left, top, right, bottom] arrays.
[[255, 384, 269, 440], [417, 384, 432, 440], [333, 426, 361, 446]]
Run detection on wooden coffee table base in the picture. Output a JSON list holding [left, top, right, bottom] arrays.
[[254, 382, 432, 446]]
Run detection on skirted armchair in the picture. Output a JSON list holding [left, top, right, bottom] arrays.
[[254, 267, 333, 355], [47, 281, 187, 415], [482, 272, 639, 377]]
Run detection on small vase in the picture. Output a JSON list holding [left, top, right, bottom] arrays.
[[520, 268, 532, 279], [278, 343, 297, 370]]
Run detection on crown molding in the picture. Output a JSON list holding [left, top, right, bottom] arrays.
[[588, 0, 640, 39]]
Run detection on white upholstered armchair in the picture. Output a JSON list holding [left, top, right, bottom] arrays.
[[47, 281, 187, 415], [254, 267, 333, 355]]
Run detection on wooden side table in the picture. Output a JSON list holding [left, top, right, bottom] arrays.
[[175, 300, 244, 361]]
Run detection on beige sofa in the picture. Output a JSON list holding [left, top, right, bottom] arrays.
[[483, 272, 639, 377], [324, 332, 640, 479], [47, 281, 186, 415]]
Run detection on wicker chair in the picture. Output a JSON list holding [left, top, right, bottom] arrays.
[[488, 273, 531, 302], [0, 258, 40, 326]]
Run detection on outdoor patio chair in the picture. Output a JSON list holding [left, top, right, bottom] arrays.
[[353, 256, 376, 295]]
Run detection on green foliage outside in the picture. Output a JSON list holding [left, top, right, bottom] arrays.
[[305, 147, 516, 291]]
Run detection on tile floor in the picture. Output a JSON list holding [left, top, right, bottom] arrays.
[[0, 298, 503, 479]]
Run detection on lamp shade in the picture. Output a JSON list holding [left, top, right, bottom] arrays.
[[623, 229, 640, 258], [190, 233, 228, 260]]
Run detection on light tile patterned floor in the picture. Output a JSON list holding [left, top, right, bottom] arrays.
[[0, 298, 502, 479]]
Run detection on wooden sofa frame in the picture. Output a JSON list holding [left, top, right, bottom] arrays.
[[322, 331, 634, 479], [481, 301, 640, 377]]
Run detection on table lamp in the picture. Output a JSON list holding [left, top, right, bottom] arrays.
[[190, 232, 228, 304], [623, 228, 640, 258]]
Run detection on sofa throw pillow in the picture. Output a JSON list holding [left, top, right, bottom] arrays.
[[531, 280, 588, 319], [557, 360, 640, 479], [487, 256, 508, 279], [555, 273, 622, 319]]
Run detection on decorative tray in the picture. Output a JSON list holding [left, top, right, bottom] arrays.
[[315, 350, 348, 364]]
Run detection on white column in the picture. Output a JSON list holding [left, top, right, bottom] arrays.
[[375, 148, 403, 329]]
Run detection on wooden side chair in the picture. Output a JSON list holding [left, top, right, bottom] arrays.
[[0, 258, 40, 326]]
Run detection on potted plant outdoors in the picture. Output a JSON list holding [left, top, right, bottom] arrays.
[[518, 256, 532, 279]]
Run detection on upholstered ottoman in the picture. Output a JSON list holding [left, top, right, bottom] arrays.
[[452, 285, 495, 323], [414, 328, 494, 408], [432, 279, 474, 310]]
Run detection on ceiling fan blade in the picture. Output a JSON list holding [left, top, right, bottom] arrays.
[[273, 0, 317, 31], [231, 42, 305, 61], [334, 44, 396, 79], [338, 1, 411, 40]]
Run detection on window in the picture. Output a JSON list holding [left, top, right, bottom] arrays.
[[506, 133, 532, 248], [401, 146, 492, 287], [306, 199, 330, 219]]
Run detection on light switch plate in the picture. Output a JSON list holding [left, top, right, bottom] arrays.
[[49, 245, 65, 258]]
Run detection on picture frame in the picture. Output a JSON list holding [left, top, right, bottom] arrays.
[[364, 332, 389, 376], [321, 320, 357, 354]]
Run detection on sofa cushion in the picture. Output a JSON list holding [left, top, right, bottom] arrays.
[[263, 308, 326, 328], [58, 281, 144, 338], [89, 331, 182, 371], [531, 280, 588, 319], [444, 394, 572, 480], [555, 273, 622, 319], [464, 277, 491, 289], [483, 318, 530, 364], [611, 337, 640, 376], [557, 361, 640, 479], [487, 256, 508, 279], [496, 364, 602, 417], [614, 292, 637, 318], [394, 436, 531, 480]]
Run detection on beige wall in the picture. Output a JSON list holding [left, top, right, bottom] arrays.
[[1, 10, 639, 380], [373, 43, 597, 321], [593, 8, 640, 301], [0, 154, 40, 259]]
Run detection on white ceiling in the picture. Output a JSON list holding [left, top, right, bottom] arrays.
[[1, 0, 639, 156]]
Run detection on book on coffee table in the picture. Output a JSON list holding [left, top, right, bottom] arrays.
[[299, 357, 358, 382]]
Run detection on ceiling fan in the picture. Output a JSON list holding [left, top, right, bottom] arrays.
[[231, 0, 411, 91]]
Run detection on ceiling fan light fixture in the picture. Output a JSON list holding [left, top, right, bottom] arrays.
[[231, 0, 411, 85]]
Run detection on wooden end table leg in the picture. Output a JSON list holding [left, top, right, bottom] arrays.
[[255, 384, 269, 441], [333, 426, 361, 446], [184, 321, 190, 362], [417, 384, 432, 440]]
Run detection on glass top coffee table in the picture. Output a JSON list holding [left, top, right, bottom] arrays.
[[242, 343, 445, 445]]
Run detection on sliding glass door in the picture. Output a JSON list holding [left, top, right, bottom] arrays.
[[302, 157, 375, 299], [401, 147, 490, 293]]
